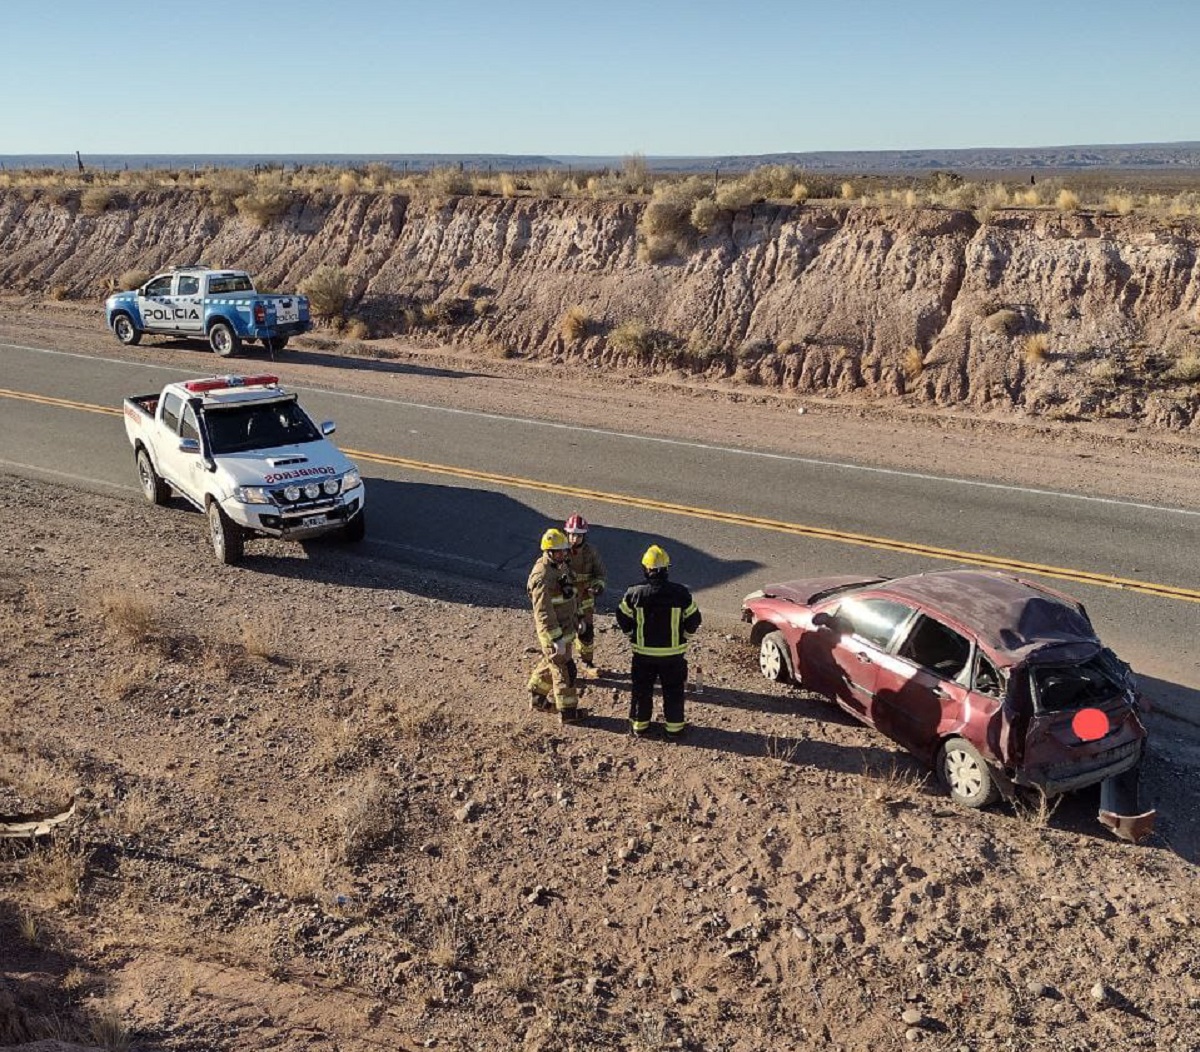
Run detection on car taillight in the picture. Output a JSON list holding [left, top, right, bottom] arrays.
[[254, 303, 266, 325]]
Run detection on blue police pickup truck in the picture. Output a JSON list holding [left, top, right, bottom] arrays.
[[105, 266, 311, 357]]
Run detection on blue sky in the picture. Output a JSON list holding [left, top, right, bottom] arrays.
[[2, 0, 1197, 156]]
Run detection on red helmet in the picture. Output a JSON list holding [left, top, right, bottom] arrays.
[[564, 513, 589, 535]]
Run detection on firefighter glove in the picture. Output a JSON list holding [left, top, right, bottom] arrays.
[[552, 638, 569, 659]]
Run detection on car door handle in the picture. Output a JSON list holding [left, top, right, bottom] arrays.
[[853, 651, 873, 664], [931, 686, 948, 699]]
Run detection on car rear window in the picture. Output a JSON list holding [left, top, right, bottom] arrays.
[[1030, 657, 1125, 712], [837, 597, 914, 650]]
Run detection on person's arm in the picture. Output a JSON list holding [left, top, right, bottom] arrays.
[[681, 588, 702, 638], [590, 545, 608, 595], [529, 568, 562, 647], [615, 589, 636, 635]]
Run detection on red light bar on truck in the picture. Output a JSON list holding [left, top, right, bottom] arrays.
[[183, 374, 280, 394]]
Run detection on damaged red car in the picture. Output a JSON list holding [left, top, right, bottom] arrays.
[[743, 569, 1154, 841]]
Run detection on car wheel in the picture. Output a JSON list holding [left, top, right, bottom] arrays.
[[758, 630, 792, 683], [209, 321, 241, 358], [113, 313, 141, 346], [341, 510, 365, 543], [135, 447, 169, 506], [207, 501, 244, 565], [936, 737, 1000, 809]]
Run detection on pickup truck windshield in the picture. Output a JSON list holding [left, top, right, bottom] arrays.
[[207, 275, 254, 294], [203, 400, 322, 454]]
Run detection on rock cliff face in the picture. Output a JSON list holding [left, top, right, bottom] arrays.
[[3, 189, 1199, 429]]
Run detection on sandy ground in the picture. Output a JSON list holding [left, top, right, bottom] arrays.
[[2, 299, 1200, 1051]]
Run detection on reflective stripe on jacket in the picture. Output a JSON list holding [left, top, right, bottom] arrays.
[[615, 576, 701, 657]]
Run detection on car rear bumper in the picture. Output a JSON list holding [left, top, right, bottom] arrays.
[[1015, 738, 1143, 795]]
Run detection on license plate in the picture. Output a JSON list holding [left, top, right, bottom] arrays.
[[301, 514, 326, 528]]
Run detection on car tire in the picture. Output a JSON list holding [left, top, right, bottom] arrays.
[[113, 313, 142, 346], [936, 737, 1000, 809], [341, 510, 366, 543], [207, 501, 244, 565], [209, 321, 241, 358], [135, 447, 169, 506], [758, 630, 792, 683]]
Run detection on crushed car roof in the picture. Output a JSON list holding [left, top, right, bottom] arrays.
[[875, 570, 1099, 664]]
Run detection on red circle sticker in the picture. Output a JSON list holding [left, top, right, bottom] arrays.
[[1072, 708, 1110, 742]]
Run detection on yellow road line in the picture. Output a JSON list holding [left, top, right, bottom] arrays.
[[3, 385, 1198, 603]]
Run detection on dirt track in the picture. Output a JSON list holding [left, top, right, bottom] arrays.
[[2, 461, 1200, 1048]]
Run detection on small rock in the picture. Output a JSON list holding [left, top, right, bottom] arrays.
[[635, 973, 652, 989], [454, 801, 479, 823], [1027, 980, 1051, 998], [901, 1008, 924, 1026], [916, 963, 933, 980], [671, 986, 687, 1005], [1090, 981, 1109, 1004], [904, 1028, 922, 1043], [584, 976, 601, 996]]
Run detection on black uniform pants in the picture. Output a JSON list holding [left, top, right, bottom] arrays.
[[630, 653, 688, 729]]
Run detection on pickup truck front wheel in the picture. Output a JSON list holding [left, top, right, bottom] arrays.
[[207, 501, 245, 565], [136, 448, 169, 506], [208, 322, 241, 358], [113, 313, 142, 346]]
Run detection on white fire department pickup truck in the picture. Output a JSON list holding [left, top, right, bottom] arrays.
[[123, 374, 366, 564]]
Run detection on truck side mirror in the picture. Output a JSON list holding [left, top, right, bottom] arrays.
[[179, 438, 201, 454], [320, 421, 336, 436]]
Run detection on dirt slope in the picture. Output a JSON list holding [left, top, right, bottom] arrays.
[[2, 476, 1199, 1052], [2, 189, 1199, 430]]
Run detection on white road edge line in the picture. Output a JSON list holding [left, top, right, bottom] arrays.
[[5, 340, 1199, 519], [0, 458, 136, 494]]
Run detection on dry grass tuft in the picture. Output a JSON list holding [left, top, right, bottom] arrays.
[[346, 317, 371, 341], [1023, 333, 1049, 363], [560, 305, 590, 341], [80, 187, 115, 216], [901, 346, 925, 380], [47, 285, 69, 301], [18, 911, 41, 946], [1056, 188, 1081, 212], [117, 268, 150, 292], [268, 845, 332, 902], [1014, 788, 1063, 829], [299, 266, 351, 319], [1166, 353, 1200, 383], [235, 187, 291, 227], [333, 770, 399, 863], [97, 590, 158, 643], [240, 615, 282, 661], [89, 1005, 131, 1051], [25, 839, 86, 909]]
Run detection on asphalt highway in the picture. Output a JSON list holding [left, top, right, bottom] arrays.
[[2, 339, 1199, 707]]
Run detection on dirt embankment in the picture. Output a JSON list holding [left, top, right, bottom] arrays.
[[2, 189, 1199, 430]]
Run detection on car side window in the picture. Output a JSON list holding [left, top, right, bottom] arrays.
[[179, 405, 199, 442], [973, 653, 1002, 697], [161, 392, 183, 434], [145, 275, 173, 297], [899, 614, 972, 681], [836, 597, 914, 650], [176, 275, 200, 296]]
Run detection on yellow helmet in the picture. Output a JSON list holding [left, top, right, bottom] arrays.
[[641, 544, 670, 570], [541, 528, 569, 552]]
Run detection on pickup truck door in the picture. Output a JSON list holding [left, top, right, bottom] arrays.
[[172, 273, 205, 336], [154, 392, 205, 502], [137, 274, 176, 333]]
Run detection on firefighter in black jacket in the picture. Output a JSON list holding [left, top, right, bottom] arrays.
[[615, 545, 702, 738]]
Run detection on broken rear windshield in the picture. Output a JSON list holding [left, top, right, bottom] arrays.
[[1030, 655, 1125, 712]]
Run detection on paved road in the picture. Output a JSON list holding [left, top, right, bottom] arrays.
[[2, 339, 1199, 708]]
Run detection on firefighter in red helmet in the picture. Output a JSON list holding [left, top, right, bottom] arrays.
[[563, 513, 607, 677]]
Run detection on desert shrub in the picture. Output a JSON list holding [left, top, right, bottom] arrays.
[[984, 308, 1022, 335], [235, 188, 290, 227], [1090, 359, 1123, 384], [335, 770, 398, 863], [337, 171, 360, 195], [1105, 192, 1136, 216], [1023, 333, 1049, 362], [737, 164, 806, 200], [561, 305, 590, 341], [642, 196, 692, 239], [499, 173, 519, 198], [609, 319, 676, 359], [637, 233, 680, 263], [791, 182, 810, 204], [117, 269, 151, 291], [365, 163, 393, 187], [690, 196, 721, 233], [901, 346, 925, 380], [1013, 188, 1042, 207], [714, 183, 753, 211], [346, 317, 370, 340], [621, 153, 652, 194], [80, 187, 114, 216], [299, 266, 351, 319], [1056, 188, 1081, 212], [48, 285, 69, 301], [529, 170, 567, 198], [841, 181, 856, 200], [1166, 353, 1200, 383], [427, 166, 472, 196]]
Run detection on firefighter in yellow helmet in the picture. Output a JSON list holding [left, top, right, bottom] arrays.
[[527, 528, 585, 723], [563, 513, 607, 676], [615, 545, 702, 738]]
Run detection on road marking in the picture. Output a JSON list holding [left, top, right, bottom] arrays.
[[2, 383, 1198, 604], [4, 340, 1198, 518]]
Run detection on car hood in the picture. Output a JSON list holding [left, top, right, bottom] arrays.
[[750, 575, 885, 606], [214, 442, 353, 486]]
